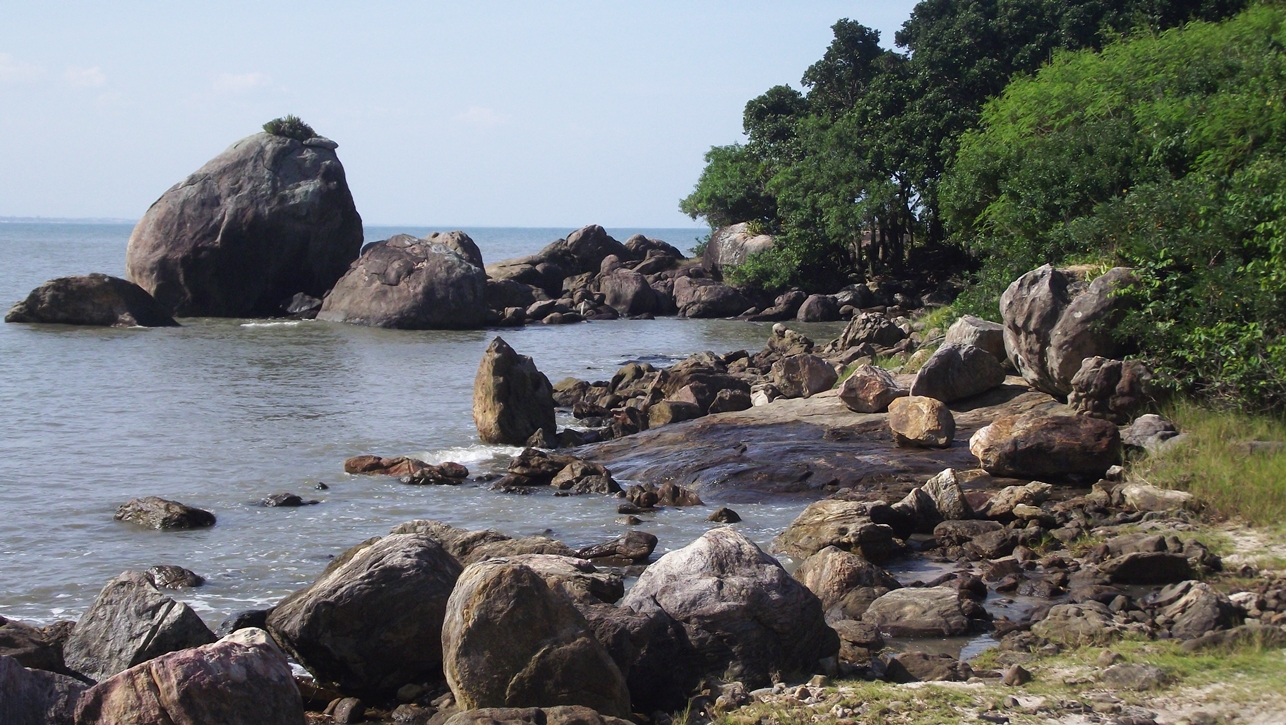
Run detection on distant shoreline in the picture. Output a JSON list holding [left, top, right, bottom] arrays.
[[0, 217, 138, 225]]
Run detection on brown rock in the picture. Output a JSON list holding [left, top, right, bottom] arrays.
[[5, 274, 179, 327], [887, 396, 955, 448], [837, 365, 907, 413], [473, 337, 557, 446], [772, 354, 838, 399], [114, 497, 215, 530], [969, 412, 1121, 479]]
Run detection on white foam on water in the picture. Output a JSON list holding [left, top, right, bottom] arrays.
[[240, 321, 302, 328], [411, 444, 523, 467]]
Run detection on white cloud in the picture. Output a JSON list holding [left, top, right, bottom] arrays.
[[213, 72, 271, 93], [0, 53, 42, 83], [64, 65, 107, 88], [455, 106, 509, 129]]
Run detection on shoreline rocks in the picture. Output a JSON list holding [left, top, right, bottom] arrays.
[[473, 337, 557, 446], [5, 274, 179, 327]]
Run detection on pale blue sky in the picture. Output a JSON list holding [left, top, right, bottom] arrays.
[[1, 2, 919, 226]]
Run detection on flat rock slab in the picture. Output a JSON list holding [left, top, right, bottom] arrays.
[[582, 382, 1060, 500]]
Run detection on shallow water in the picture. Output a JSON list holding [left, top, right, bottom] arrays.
[[0, 222, 847, 626]]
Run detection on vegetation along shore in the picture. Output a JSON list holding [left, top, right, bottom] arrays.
[[2, 1, 1285, 724]]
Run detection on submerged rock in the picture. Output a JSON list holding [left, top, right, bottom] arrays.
[[113, 497, 215, 530], [74, 628, 303, 725], [145, 565, 205, 589], [63, 571, 215, 683], [266, 533, 462, 699], [473, 337, 557, 446], [5, 274, 179, 327], [318, 233, 488, 329], [126, 131, 363, 317]]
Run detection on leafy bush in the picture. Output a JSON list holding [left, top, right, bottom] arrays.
[[944, 5, 1286, 410], [262, 115, 316, 141]]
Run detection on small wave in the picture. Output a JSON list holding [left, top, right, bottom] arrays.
[[240, 321, 302, 328], [411, 444, 523, 467]]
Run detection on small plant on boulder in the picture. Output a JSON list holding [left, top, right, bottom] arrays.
[[262, 115, 315, 141]]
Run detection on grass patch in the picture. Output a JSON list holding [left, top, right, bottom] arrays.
[[915, 305, 958, 337], [263, 114, 316, 141], [1129, 400, 1286, 525], [711, 681, 987, 725], [873, 354, 905, 372]]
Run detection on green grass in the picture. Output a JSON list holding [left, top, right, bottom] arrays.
[[1129, 400, 1286, 525], [915, 305, 958, 336], [263, 114, 316, 141]]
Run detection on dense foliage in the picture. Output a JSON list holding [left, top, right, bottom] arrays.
[[680, 0, 1246, 291], [944, 5, 1286, 410], [263, 115, 316, 141]]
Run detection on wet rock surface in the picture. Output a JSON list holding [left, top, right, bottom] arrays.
[[5, 274, 179, 327]]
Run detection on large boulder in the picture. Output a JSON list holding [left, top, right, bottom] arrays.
[[473, 337, 557, 446], [999, 265, 1134, 396], [673, 277, 750, 318], [74, 628, 304, 725], [265, 533, 462, 699], [831, 313, 905, 351], [0, 616, 67, 674], [702, 223, 774, 279], [838, 365, 907, 413], [861, 587, 973, 637], [0, 656, 85, 725], [63, 571, 216, 683], [796, 294, 840, 322], [969, 412, 1121, 480], [620, 528, 838, 690], [771, 354, 838, 399], [794, 546, 901, 618], [443, 560, 631, 718], [887, 396, 955, 448], [317, 234, 487, 329], [908, 343, 1006, 403], [597, 269, 657, 316], [773, 500, 901, 562], [943, 315, 1006, 363], [1067, 356, 1153, 424], [5, 274, 179, 327], [125, 131, 362, 317]]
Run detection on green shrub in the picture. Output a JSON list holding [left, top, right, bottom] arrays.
[[262, 115, 316, 141]]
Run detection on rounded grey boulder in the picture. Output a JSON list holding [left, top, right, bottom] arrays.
[[126, 131, 363, 317], [318, 234, 487, 329]]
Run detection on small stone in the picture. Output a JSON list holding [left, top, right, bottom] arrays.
[[396, 683, 425, 703], [145, 564, 204, 589], [332, 697, 366, 724], [708, 507, 742, 523], [616, 516, 643, 525], [259, 492, 319, 507], [315, 482, 330, 490], [1097, 650, 1124, 668], [1101, 663, 1167, 691], [1002, 664, 1031, 686], [114, 497, 215, 530], [808, 674, 830, 687]]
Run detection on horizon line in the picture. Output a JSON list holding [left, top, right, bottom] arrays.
[[0, 216, 708, 231]]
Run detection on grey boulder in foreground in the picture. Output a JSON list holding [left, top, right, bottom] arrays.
[[126, 131, 363, 317], [5, 274, 178, 327], [317, 233, 488, 329]]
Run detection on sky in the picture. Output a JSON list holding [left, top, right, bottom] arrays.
[[1, 2, 920, 227]]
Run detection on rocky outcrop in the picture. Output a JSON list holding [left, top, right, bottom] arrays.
[[63, 571, 215, 683], [943, 315, 1005, 363], [0, 655, 85, 725], [5, 274, 179, 327], [74, 628, 303, 725], [969, 412, 1121, 479], [771, 354, 838, 399], [1031, 602, 1123, 646], [909, 343, 1006, 403], [773, 500, 901, 562], [473, 337, 557, 446], [702, 223, 774, 279], [266, 533, 462, 699], [621, 528, 837, 691], [1067, 357, 1153, 423], [442, 706, 633, 725], [999, 265, 1134, 396], [443, 559, 631, 717], [317, 234, 487, 329], [114, 497, 215, 530], [673, 277, 750, 318], [837, 365, 907, 413], [887, 395, 955, 448], [126, 131, 362, 317]]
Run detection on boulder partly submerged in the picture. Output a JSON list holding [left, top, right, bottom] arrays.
[[126, 130, 363, 317], [5, 274, 178, 327], [317, 233, 488, 329], [473, 337, 557, 446]]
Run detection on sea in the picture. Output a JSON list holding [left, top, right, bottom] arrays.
[[0, 221, 837, 628]]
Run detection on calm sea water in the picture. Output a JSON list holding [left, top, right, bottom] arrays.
[[0, 222, 832, 627]]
